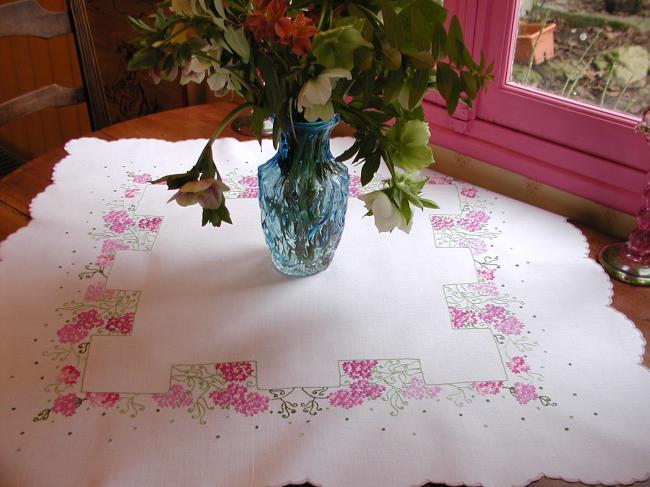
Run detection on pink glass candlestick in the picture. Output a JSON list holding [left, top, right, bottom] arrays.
[[598, 109, 650, 286]]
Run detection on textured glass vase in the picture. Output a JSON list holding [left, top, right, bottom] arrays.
[[258, 115, 349, 276]]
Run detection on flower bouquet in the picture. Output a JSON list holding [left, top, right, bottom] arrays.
[[127, 0, 492, 274]]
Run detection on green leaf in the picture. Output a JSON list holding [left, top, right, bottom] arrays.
[[383, 70, 404, 104], [127, 16, 156, 34], [405, 51, 434, 70], [127, 47, 160, 71], [446, 16, 463, 66], [408, 69, 429, 109], [382, 0, 403, 48], [460, 71, 477, 98], [336, 139, 361, 162], [361, 152, 381, 186], [382, 45, 402, 71], [421, 197, 439, 209], [435, 62, 459, 102], [407, 5, 430, 51]]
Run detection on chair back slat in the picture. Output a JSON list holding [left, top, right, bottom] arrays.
[[0, 85, 85, 128], [0, 0, 71, 39], [68, 0, 110, 131]]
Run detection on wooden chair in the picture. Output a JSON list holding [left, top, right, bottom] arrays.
[[0, 0, 110, 176]]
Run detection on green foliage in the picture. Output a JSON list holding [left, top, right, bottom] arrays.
[[127, 0, 493, 229]]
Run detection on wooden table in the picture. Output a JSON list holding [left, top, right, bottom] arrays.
[[1, 102, 648, 487]]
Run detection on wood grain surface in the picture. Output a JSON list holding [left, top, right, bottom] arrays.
[[0, 101, 648, 487]]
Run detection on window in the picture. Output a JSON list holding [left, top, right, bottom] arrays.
[[424, 0, 648, 215]]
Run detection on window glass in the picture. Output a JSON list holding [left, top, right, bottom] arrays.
[[510, 0, 649, 117]]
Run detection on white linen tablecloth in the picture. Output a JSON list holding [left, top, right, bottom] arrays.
[[0, 137, 648, 487]]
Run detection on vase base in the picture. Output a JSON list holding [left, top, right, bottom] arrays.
[[270, 255, 333, 277], [598, 242, 650, 286]]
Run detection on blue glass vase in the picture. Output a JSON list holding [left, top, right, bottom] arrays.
[[258, 115, 349, 276]]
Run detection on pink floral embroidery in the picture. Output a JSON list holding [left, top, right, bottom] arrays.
[[349, 379, 385, 399], [457, 210, 489, 232], [132, 173, 152, 184], [428, 175, 454, 185], [461, 238, 487, 256], [215, 362, 254, 382], [328, 388, 365, 409], [74, 309, 104, 330], [348, 175, 361, 197], [430, 215, 455, 230], [477, 268, 495, 281], [52, 393, 79, 416], [513, 382, 538, 404], [238, 176, 258, 198], [402, 377, 441, 400], [83, 282, 114, 302], [96, 240, 130, 267], [468, 281, 499, 297], [103, 210, 135, 234], [152, 384, 193, 409], [57, 365, 80, 385], [105, 312, 135, 335], [56, 324, 89, 344], [85, 392, 120, 408], [342, 360, 378, 380], [480, 304, 507, 325], [460, 186, 478, 198], [507, 356, 530, 374], [449, 306, 480, 329], [137, 217, 163, 232], [124, 187, 140, 198], [329, 379, 385, 408], [472, 381, 504, 395], [495, 316, 523, 336], [210, 383, 270, 416]]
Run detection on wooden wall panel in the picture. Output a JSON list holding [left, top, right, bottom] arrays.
[[0, 0, 185, 162]]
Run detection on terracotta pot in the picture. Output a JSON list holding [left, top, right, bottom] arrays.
[[515, 22, 557, 65]]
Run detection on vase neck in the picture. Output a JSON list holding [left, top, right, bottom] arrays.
[[277, 116, 339, 174]]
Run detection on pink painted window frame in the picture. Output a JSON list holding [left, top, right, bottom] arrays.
[[423, 0, 649, 215]]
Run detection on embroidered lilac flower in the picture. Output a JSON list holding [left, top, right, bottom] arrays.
[[427, 175, 454, 185], [105, 312, 135, 335], [152, 384, 193, 409], [85, 392, 120, 408], [215, 362, 254, 382], [477, 268, 495, 281], [84, 282, 114, 302], [495, 315, 523, 336], [513, 382, 538, 404], [480, 304, 507, 325], [468, 281, 499, 297], [52, 393, 79, 416], [457, 210, 489, 232], [103, 210, 135, 234], [124, 187, 140, 198], [461, 238, 487, 256], [74, 309, 104, 330], [132, 173, 152, 184], [56, 324, 89, 344], [137, 217, 163, 232], [349, 379, 385, 399], [238, 176, 259, 198], [210, 383, 270, 416], [507, 356, 530, 374], [449, 306, 480, 329], [328, 388, 365, 409], [430, 215, 455, 230], [168, 178, 230, 209], [57, 365, 80, 385], [472, 381, 504, 395], [461, 186, 478, 198], [348, 175, 362, 197], [95, 240, 130, 268], [342, 360, 378, 380], [402, 377, 442, 400]]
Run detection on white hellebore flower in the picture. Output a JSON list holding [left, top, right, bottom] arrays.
[[359, 190, 412, 234], [297, 68, 351, 122], [180, 56, 211, 85]]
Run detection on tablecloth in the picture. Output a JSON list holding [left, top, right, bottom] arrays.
[[0, 137, 648, 487]]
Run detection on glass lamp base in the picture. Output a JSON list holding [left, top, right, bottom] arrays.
[[231, 113, 273, 138], [598, 242, 650, 286]]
